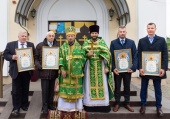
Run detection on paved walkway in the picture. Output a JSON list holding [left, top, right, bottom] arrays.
[[148, 81, 170, 100], [1, 76, 170, 119], [131, 77, 170, 100], [3, 76, 170, 100]]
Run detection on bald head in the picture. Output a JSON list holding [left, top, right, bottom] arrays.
[[46, 31, 55, 37]]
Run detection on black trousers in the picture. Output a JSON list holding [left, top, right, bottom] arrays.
[[114, 72, 131, 105], [12, 72, 30, 110], [41, 78, 56, 109]]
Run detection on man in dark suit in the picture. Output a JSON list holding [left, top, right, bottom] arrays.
[[35, 31, 58, 115], [3, 31, 35, 116], [110, 25, 137, 112], [138, 23, 168, 117]]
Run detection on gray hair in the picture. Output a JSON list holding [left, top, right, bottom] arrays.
[[119, 25, 126, 29], [46, 31, 55, 37], [18, 31, 28, 36]]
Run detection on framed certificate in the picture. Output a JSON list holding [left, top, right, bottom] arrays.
[[114, 49, 132, 72], [15, 47, 35, 72], [42, 46, 59, 69], [142, 51, 161, 76]]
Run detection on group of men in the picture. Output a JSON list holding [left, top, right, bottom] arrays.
[[110, 23, 168, 117], [57, 25, 114, 116], [3, 23, 168, 117]]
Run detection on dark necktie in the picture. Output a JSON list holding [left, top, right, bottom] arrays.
[[121, 40, 124, 45], [21, 44, 24, 48]]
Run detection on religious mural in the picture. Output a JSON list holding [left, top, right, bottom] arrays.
[[48, 21, 96, 46]]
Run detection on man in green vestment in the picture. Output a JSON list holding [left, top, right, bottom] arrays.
[[57, 26, 86, 113], [83, 25, 114, 112]]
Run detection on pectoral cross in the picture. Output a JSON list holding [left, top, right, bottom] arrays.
[[90, 39, 97, 50], [91, 40, 94, 50], [93, 52, 97, 57]]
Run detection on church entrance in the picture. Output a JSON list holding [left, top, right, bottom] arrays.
[[36, 0, 109, 45]]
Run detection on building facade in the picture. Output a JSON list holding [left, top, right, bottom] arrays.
[[0, 0, 166, 77]]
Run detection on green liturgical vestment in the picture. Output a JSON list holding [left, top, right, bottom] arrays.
[[58, 40, 86, 102], [83, 38, 114, 100]]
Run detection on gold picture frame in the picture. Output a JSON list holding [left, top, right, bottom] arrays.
[[42, 46, 59, 69], [114, 49, 132, 72], [142, 51, 161, 76], [15, 47, 35, 72]]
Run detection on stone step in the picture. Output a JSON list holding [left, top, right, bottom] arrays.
[[52, 96, 156, 108], [110, 101, 155, 107], [120, 91, 137, 96], [1, 81, 170, 119], [87, 107, 170, 119], [8, 107, 170, 119], [110, 96, 156, 106]]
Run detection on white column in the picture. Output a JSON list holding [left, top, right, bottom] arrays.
[[0, 0, 8, 76]]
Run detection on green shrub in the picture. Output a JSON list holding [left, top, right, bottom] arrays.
[[167, 37, 170, 61]]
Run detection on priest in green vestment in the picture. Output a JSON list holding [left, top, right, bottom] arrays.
[[57, 26, 86, 112], [83, 25, 114, 112]]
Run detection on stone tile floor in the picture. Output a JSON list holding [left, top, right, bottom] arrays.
[[148, 84, 170, 100], [3, 76, 170, 100], [131, 77, 170, 99]]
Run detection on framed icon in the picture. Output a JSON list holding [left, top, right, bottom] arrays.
[[142, 51, 161, 76], [15, 47, 35, 72], [42, 46, 59, 69], [114, 49, 132, 72]]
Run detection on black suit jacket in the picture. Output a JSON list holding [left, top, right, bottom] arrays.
[[110, 38, 138, 72], [138, 35, 168, 79], [3, 41, 35, 79]]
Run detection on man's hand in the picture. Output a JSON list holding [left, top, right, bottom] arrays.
[[62, 70, 67, 78], [12, 55, 18, 60], [88, 50, 94, 57], [104, 68, 109, 74], [159, 69, 165, 77], [114, 68, 119, 75], [139, 69, 145, 76], [127, 69, 134, 73]]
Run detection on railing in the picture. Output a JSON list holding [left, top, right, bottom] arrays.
[[0, 52, 4, 98]]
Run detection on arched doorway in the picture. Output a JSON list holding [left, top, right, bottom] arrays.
[[36, 0, 109, 45]]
